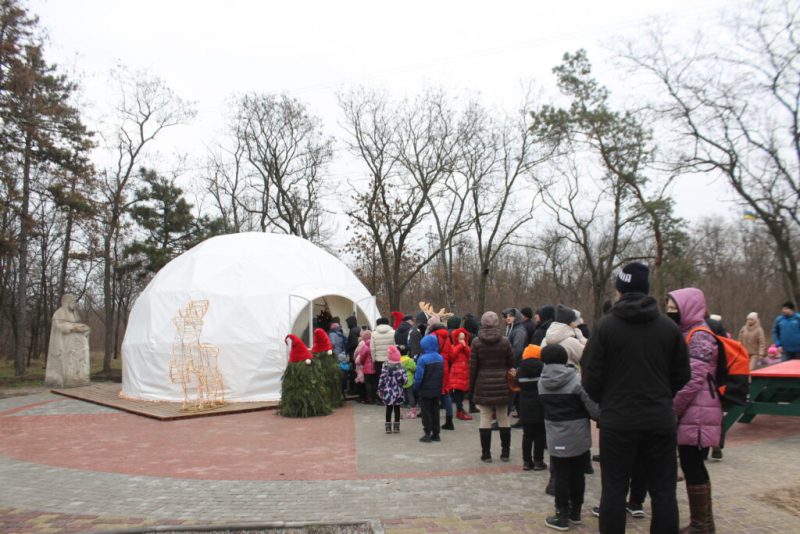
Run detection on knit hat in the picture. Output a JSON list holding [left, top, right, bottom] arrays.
[[285, 334, 312, 363], [616, 262, 650, 294], [463, 313, 479, 336], [521, 307, 533, 320], [391, 311, 405, 330], [538, 305, 555, 323], [447, 315, 462, 330], [554, 304, 577, 325], [523, 344, 542, 360], [541, 344, 568, 365], [747, 312, 758, 321], [387, 345, 401, 363], [481, 311, 500, 328], [311, 328, 333, 353]]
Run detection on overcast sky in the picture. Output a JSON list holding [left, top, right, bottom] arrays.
[[30, 0, 741, 226]]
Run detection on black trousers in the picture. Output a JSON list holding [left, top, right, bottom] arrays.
[[599, 427, 678, 534], [551, 451, 589, 511], [452, 389, 466, 412], [419, 396, 440, 437], [678, 445, 710, 485], [629, 449, 648, 505], [522, 423, 546, 463], [385, 404, 401, 423]]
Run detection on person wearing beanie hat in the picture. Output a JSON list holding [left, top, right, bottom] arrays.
[[470, 310, 515, 462], [447, 315, 462, 332], [541, 305, 587, 368], [279, 335, 333, 418], [462, 313, 480, 338], [378, 345, 407, 433], [739, 311, 766, 370], [521, 307, 536, 346], [449, 328, 473, 421], [394, 314, 415, 354], [538, 343, 599, 529], [518, 344, 546, 471], [581, 263, 690, 534], [312, 328, 343, 408], [370, 318, 396, 405]]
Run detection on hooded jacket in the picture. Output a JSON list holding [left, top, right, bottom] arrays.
[[413, 335, 444, 398], [354, 331, 374, 375], [469, 322, 514, 405], [370, 323, 395, 363], [541, 322, 587, 367], [531, 305, 555, 346], [328, 326, 347, 355], [538, 363, 600, 458], [345, 316, 361, 357], [408, 312, 428, 357], [501, 307, 528, 363], [670, 288, 722, 448], [517, 353, 545, 424], [772, 311, 800, 352], [428, 324, 454, 393], [394, 320, 413, 350], [449, 328, 471, 392], [582, 293, 690, 431]]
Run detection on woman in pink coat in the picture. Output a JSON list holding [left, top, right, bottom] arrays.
[[355, 330, 375, 403], [667, 287, 721, 533]]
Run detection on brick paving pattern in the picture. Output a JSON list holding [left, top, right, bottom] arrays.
[[1, 393, 799, 532]]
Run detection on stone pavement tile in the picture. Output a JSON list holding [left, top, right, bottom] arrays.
[[0, 507, 195, 534]]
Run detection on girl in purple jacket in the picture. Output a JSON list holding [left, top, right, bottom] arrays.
[[667, 288, 721, 533]]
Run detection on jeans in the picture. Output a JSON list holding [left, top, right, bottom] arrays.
[[442, 392, 452, 416], [599, 427, 678, 534]]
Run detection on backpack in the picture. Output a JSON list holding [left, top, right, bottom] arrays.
[[686, 327, 750, 407]]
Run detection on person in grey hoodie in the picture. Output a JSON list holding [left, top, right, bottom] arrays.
[[538, 344, 600, 531], [502, 307, 528, 363]]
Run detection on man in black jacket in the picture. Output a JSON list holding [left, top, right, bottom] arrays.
[[581, 262, 690, 534]]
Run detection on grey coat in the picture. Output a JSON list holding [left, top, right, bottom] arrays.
[[538, 364, 600, 458]]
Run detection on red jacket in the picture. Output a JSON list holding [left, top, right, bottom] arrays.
[[449, 328, 471, 392], [429, 325, 453, 393]]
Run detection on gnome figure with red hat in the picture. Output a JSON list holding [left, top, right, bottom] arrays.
[[279, 334, 332, 417], [312, 327, 344, 408]]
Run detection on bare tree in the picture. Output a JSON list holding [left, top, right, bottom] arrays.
[[232, 93, 334, 243], [620, 1, 800, 302], [97, 68, 195, 372]]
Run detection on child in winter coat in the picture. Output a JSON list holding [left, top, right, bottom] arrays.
[[354, 330, 375, 403], [518, 344, 547, 471], [449, 328, 473, 421], [538, 344, 600, 531], [400, 353, 418, 418], [413, 334, 445, 442], [378, 345, 407, 433]]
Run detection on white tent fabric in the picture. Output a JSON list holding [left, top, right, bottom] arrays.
[[121, 232, 379, 402]]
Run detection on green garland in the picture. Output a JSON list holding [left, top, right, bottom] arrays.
[[314, 351, 344, 408], [279, 358, 333, 418]]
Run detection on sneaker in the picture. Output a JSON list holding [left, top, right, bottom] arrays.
[[585, 464, 595, 475], [419, 434, 432, 443], [523, 461, 533, 471], [545, 513, 570, 531], [591, 506, 600, 518], [431, 434, 441, 442], [626, 503, 645, 518], [532, 461, 548, 471], [569, 507, 582, 525], [711, 446, 723, 461]]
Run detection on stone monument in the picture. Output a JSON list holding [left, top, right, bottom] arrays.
[[45, 294, 91, 388]]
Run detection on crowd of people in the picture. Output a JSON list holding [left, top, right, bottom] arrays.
[[319, 262, 800, 533]]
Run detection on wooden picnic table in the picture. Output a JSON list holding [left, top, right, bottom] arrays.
[[723, 359, 800, 431]]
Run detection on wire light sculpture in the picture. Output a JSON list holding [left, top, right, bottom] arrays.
[[168, 300, 225, 411]]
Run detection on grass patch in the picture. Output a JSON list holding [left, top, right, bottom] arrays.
[[0, 352, 121, 387]]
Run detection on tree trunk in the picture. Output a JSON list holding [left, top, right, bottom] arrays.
[[13, 132, 33, 376], [477, 266, 489, 315], [102, 230, 115, 373]]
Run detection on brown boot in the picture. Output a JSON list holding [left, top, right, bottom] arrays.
[[680, 483, 714, 533], [705, 481, 716, 532]]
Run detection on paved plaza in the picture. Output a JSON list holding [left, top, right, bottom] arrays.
[[1, 391, 799, 533]]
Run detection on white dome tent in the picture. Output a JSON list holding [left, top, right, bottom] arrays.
[[121, 232, 379, 403]]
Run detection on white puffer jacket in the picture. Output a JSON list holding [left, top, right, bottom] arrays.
[[541, 322, 587, 367], [370, 324, 396, 363]]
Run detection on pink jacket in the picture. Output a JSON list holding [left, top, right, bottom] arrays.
[[355, 332, 375, 375], [670, 288, 722, 448]]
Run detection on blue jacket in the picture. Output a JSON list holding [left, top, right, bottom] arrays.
[[773, 312, 800, 352], [413, 335, 444, 398], [329, 328, 347, 355]]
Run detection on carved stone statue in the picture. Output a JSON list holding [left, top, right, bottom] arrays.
[[45, 294, 91, 388]]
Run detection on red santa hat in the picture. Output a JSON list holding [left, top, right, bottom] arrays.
[[312, 328, 333, 353], [391, 311, 405, 330], [285, 334, 312, 363]]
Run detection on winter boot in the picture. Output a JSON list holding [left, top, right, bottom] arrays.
[[393, 422, 400, 433], [545, 508, 570, 531], [499, 427, 511, 462], [479, 428, 492, 462], [468, 400, 480, 413], [442, 415, 455, 430], [680, 483, 714, 533], [385, 422, 392, 434], [419, 433, 432, 443]]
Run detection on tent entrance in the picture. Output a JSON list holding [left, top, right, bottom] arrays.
[[289, 294, 374, 347]]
